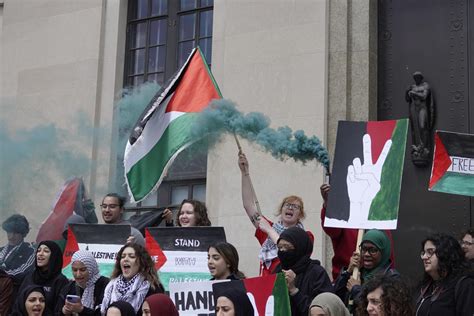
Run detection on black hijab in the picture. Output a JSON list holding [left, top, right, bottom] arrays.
[[107, 300, 136, 316], [33, 240, 63, 285], [11, 285, 46, 316], [216, 288, 254, 316], [277, 226, 313, 274]]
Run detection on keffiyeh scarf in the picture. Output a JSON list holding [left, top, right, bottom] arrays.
[[100, 274, 150, 315], [258, 221, 304, 269], [71, 250, 101, 309]]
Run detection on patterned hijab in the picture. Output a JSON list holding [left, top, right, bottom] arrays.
[[71, 250, 101, 309], [33, 240, 63, 285]]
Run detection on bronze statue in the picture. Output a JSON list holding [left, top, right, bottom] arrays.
[[405, 71, 435, 166]]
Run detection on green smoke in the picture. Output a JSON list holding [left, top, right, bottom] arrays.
[[191, 99, 330, 170]]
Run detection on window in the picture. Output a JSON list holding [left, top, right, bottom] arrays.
[[125, 0, 214, 87], [121, 0, 214, 207]]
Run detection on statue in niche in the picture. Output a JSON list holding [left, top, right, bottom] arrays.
[[405, 71, 435, 166]]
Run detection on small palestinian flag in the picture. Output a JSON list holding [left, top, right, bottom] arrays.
[[325, 119, 408, 229], [212, 273, 291, 316], [429, 130, 474, 196], [62, 224, 129, 278], [146, 227, 226, 290], [124, 47, 222, 203]]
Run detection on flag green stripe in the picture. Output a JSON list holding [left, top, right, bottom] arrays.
[[369, 119, 408, 220], [431, 171, 474, 197], [272, 273, 291, 316], [126, 113, 198, 201]]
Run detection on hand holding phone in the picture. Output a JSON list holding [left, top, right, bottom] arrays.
[[66, 294, 81, 304]]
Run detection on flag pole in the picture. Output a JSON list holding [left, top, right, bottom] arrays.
[[234, 133, 263, 216]]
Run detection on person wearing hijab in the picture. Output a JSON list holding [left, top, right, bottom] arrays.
[[14, 240, 69, 315], [333, 229, 398, 310], [11, 285, 46, 316], [57, 250, 109, 315], [142, 293, 179, 316], [276, 226, 333, 316], [106, 301, 136, 316], [100, 243, 164, 315], [309, 292, 349, 316], [215, 287, 254, 316]]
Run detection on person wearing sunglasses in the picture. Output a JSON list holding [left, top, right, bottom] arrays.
[[416, 233, 474, 316], [333, 229, 398, 311]]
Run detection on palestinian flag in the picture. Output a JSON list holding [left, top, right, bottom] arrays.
[[146, 227, 226, 290], [62, 224, 130, 278], [212, 273, 291, 316], [325, 119, 408, 229], [124, 47, 222, 203], [429, 130, 474, 196]]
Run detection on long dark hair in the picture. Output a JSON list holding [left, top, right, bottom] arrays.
[[356, 275, 414, 316], [209, 242, 245, 279], [176, 199, 211, 226], [111, 243, 161, 290], [420, 233, 469, 287]]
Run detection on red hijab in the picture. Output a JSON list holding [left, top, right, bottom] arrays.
[[144, 294, 179, 316]]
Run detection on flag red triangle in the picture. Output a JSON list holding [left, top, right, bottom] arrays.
[[62, 226, 79, 268], [145, 228, 167, 270], [429, 132, 451, 189], [165, 48, 221, 114], [243, 274, 277, 316]]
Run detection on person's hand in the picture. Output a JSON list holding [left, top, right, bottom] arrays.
[[257, 217, 272, 234], [347, 251, 360, 274], [346, 134, 391, 224], [126, 235, 135, 244], [346, 277, 360, 291], [62, 305, 72, 315], [282, 269, 297, 293], [64, 300, 84, 313], [162, 208, 173, 224], [238, 152, 250, 175], [320, 184, 330, 208]]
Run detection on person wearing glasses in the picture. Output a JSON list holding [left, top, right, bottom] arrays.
[[416, 233, 474, 316], [101, 193, 145, 246], [333, 229, 398, 310], [238, 152, 314, 276], [460, 228, 474, 264]]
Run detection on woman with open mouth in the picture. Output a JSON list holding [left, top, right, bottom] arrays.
[[333, 229, 397, 312], [415, 233, 474, 316], [13, 240, 69, 315], [208, 242, 245, 281], [162, 199, 212, 227], [11, 285, 46, 316], [100, 243, 164, 315], [57, 250, 109, 315], [238, 152, 314, 276]]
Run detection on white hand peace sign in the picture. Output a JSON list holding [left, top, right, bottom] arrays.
[[346, 134, 392, 225]]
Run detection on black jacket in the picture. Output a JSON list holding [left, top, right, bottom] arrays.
[[56, 276, 109, 315], [415, 274, 474, 316]]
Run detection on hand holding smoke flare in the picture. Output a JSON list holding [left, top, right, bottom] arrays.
[[190, 99, 330, 171]]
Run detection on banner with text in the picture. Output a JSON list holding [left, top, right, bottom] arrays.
[[429, 130, 474, 196], [146, 227, 226, 290], [62, 224, 130, 278]]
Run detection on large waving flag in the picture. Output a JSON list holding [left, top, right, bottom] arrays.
[[124, 47, 222, 203], [429, 130, 474, 196]]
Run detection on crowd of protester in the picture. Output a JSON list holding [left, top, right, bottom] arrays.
[[0, 155, 473, 315]]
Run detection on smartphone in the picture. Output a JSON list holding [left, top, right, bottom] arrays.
[[66, 295, 81, 303]]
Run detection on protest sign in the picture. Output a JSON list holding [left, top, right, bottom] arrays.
[[429, 130, 474, 196], [169, 280, 225, 315], [146, 227, 226, 290], [325, 119, 408, 229], [62, 224, 130, 278]]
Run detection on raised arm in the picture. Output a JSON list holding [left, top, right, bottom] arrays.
[[238, 152, 259, 228]]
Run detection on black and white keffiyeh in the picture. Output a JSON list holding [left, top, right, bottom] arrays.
[[258, 221, 304, 269], [100, 273, 150, 315], [71, 250, 101, 309]]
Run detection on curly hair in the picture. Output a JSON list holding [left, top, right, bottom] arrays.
[[111, 243, 161, 290], [176, 199, 211, 227], [356, 275, 414, 316], [208, 242, 245, 279], [420, 233, 469, 286], [275, 195, 306, 220]]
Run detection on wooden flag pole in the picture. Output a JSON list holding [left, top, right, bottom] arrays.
[[352, 229, 365, 280], [234, 133, 262, 216]]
